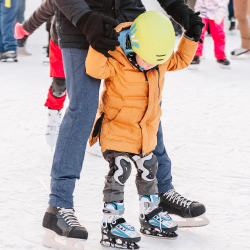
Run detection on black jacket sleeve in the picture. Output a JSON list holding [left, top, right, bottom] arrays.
[[157, 0, 177, 10], [22, 0, 55, 34], [54, 0, 91, 26]]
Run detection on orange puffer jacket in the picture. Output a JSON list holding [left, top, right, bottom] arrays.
[[86, 23, 198, 156]]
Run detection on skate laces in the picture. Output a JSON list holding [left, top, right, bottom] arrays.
[[164, 189, 192, 208], [58, 208, 81, 228]]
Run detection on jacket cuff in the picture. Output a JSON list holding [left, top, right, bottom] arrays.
[[76, 11, 92, 30], [184, 33, 195, 41]]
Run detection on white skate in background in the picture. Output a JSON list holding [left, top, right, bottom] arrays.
[[86, 140, 102, 157], [45, 109, 62, 150]]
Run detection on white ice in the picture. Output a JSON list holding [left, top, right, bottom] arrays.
[[0, 0, 250, 250]]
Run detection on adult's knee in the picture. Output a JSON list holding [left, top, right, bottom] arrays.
[[133, 153, 158, 181], [108, 156, 132, 185], [51, 77, 66, 98]]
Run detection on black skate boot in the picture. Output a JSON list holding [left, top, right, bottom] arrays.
[[0, 51, 18, 62], [101, 202, 141, 249], [229, 18, 236, 31], [159, 189, 209, 228], [139, 195, 178, 239], [217, 58, 230, 69], [188, 56, 200, 70], [42, 206, 88, 250]]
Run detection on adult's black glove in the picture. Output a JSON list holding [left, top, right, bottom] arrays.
[[185, 12, 205, 43], [166, 0, 204, 43], [77, 12, 120, 58], [166, 0, 193, 30]]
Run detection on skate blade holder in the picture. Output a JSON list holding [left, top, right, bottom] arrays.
[[171, 214, 210, 228], [43, 228, 85, 250]]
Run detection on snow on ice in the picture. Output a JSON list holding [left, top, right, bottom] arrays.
[[0, 0, 250, 249]]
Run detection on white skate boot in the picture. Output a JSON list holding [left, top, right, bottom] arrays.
[[45, 109, 62, 150], [139, 194, 178, 239], [101, 202, 141, 249]]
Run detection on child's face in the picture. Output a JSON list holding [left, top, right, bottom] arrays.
[[135, 54, 157, 71]]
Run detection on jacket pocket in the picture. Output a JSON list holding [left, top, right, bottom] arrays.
[[103, 107, 145, 143]]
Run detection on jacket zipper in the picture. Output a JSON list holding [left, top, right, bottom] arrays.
[[156, 67, 160, 99]]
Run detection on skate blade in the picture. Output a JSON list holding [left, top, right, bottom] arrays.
[[140, 229, 178, 240], [188, 64, 199, 70], [43, 228, 85, 250], [230, 54, 250, 60], [172, 214, 210, 228], [1, 58, 18, 62], [218, 64, 231, 69], [100, 239, 140, 249]]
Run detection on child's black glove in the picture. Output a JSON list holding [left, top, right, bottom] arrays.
[[185, 12, 205, 43], [77, 12, 120, 58]]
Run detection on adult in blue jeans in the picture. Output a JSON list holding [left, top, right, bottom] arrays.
[[0, 0, 18, 61], [42, 0, 208, 248]]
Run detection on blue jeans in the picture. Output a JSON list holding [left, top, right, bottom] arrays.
[[16, 0, 26, 47], [0, 0, 18, 53], [49, 48, 174, 208], [153, 121, 174, 194], [228, 0, 234, 20]]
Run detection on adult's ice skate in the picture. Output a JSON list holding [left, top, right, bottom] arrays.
[[0, 51, 18, 62], [42, 206, 88, 250], [45, 109, 62, 150], [139, 195, 178, 239], [101, 202, 141, 249], [231, 47, 250, 59], [159, 189, 209, 227]]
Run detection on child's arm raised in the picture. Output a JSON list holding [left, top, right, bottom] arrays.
[[164, 35, 198, 71], [86, 47, 116, 79], [21, 0, 55, 35]]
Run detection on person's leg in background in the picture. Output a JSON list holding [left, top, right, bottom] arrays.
[[0, 0, 18, 62], [186, 0, 196, 10], [188, 17, 208, 69], [49, 48, 101, 209], [228, 0, 235, 31], [16, 0, 31, 56], [44, 39, 66, 150], [231, 0, 250, 58]]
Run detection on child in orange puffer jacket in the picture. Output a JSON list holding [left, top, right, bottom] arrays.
[[86, 11, 199, 248]]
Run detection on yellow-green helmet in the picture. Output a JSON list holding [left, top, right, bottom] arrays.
[[129, 11, 175, 65]]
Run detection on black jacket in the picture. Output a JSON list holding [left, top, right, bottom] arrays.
[[54, 0, 176, 49]]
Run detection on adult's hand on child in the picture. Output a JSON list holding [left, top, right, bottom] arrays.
[[185, 12, 205, 44], [14, 22, 30, 39], [166, 0, 193, 30], [214, 8, 225, 25], [77, 12, 120, 58]]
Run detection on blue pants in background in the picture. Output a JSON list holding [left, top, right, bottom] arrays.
[[16, 0, 26, 47], [0, 0, 18, 53], [228, 0, 234, 20], [49, 48, 174, 208]]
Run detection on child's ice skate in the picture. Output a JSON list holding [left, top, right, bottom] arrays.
[[101, 202, 141, 249], [45, 109, 62, 150], [159, 189, 209, 227], [139, 195, 178, 239], [42, 206, 87, 250]]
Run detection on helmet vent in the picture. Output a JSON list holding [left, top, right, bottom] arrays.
[[156, 55, 166, 57], [157, 59, 164, 61]]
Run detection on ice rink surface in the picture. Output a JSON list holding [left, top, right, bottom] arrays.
[[1, 1, 250, 249]]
